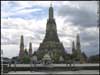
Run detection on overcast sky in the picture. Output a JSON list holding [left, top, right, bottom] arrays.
[[1, 1, 99, 58]]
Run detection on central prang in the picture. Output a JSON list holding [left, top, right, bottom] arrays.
[[35, 4, 66, 63]]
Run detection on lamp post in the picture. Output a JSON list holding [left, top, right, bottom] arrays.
[[30, 57, 33, 72], [14, 60, 16, 72], [1, 50, 3, 74]]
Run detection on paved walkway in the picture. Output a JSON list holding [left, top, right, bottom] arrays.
[[3, 70, 99, 75]]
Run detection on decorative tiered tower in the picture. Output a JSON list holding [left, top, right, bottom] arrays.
[[19, 35, 24, 61], [76, 34, 83, 63], [36, 4, 66, 62], [29, 42, 32, 57], [72, 41, 76, 54], [71, 34, 87, 63]]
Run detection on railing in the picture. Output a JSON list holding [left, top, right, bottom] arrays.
[[1, 63, 99, 73]]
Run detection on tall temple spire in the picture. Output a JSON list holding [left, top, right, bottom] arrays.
[[76, 34, 81, 62], [37, 4, 66, 62], [43, 4, 59, 42], [72, 41, 75, 54], [50, 2, 52, 7], [49, 3, 54, 19], [19, 35, 24, 59], [76, 34, 81, 53], [29, 42, 32, 57]]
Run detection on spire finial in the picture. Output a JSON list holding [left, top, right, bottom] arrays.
[[50, 2, 52, 7], [49, 2, 53, 19]]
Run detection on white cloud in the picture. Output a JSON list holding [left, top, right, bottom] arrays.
[[1, 45, 19, 58], [1, 1, 84, 18]]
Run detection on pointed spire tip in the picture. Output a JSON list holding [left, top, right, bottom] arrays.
[[50, 2, 52, 7]]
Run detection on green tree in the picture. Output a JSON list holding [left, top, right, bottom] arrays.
[[22, 56, 30, 64]]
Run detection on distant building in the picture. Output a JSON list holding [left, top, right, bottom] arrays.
[[71, 41, 77, 62], [71, 34, 87, 63], [81, 52, 87, 63], [18, 35, 30, 63], [1, 57, 10, 64]]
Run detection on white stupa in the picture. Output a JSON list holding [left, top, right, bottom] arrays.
[[43, 53, 51, 61], [42, 53, 52, 64]]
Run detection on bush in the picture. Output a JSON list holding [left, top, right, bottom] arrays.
[[22, 56, 30, 64]]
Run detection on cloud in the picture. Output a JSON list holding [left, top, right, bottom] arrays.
[[80, 27, 99, 56], [57, 1, 98, 28], [1, 1, 47, 19], [1, 45, 19, 58], [80, 27, 99, 42], [1, 1, 99, 58], [1, 17, 46, 45]]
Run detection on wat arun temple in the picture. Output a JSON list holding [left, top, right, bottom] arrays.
[[18, 4, 86, 64]]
